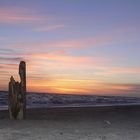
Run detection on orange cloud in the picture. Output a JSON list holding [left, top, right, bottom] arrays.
[[1, 35, 140, 95], [31, 53, 92, 62], [1, 56, 140, 96], [27, 77, 140, 96]]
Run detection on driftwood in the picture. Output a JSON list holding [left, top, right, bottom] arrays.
[[8, 61, 26, 120]]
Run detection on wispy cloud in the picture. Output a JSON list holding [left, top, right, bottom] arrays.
[[8, 29, 133, 52], [0, 49, 140, 95], [1, 32, 139, 95], [30, 53, 92, 63], [27, 77, 140, 95], [0, 48, 15, 54], [33, 24, 65, 32], [0, 63, 17, 71], [8, 37, 106, 53], [0, 57, 25, 63], [0, 8, 50, 24], [0, 36, 7, 40], [95, 66, 140, 75]]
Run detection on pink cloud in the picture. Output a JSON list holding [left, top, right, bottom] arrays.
[[0, 36, 7, 41], [95, 66, 140, 75], [31, 53, 91, 62], [0, 63, 17, 70], [8, 38, 101, 52], [0, 8, 51, 23], [109, 67, 140, 74], [47, 40, 91, 49], [114, 24, 140, 33], [0, 51, 140, 95], [33, 24, 65, 32], [8, 31, 125, 52]]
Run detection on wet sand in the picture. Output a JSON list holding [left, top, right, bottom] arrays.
[[0, 105, 140, 140]]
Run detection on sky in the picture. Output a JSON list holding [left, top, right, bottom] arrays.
[[0, 0, 140, 96]]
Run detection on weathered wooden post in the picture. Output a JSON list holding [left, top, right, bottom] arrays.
[[8, 76, 20, 119], [8, 61, 26, 120], [19, 61, 26, 119]]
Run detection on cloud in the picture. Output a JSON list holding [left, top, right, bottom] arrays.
[[1, 34, 139, 95], [30, 53, 92, 63], [114, 24, 140, 33], [0, 51, 140, 95], [0, 8, 50, 24], [6, 39, 140, 75], [46, 40, 92, 49], [0, 57, 25, 63], [8, 37, 102, 53], [0, 36, 7, 40], [33, 24, 65, 32], [27, 77, 140, 95], [29, 52, 140, 75], [8, 30, 130, 52], [0, 48, 15, 54], [95, 66, 140, 75]]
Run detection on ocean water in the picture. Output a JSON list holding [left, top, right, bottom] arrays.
[[1, 91, 140, 110]]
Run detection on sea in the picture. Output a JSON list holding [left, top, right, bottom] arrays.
[[1, 91, 140, 110]]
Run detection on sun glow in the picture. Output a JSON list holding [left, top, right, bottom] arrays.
[[0, 1, 140, 96]]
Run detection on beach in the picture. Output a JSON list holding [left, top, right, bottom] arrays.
[[0, 105, 140, 140]]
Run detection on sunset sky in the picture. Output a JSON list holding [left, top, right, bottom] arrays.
[[0, 0, 140, 96]]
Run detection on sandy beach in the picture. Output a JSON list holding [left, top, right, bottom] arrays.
[[0, 105, 140, 140]]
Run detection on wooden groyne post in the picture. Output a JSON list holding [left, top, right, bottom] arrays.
[[8, 61, 26, 120]]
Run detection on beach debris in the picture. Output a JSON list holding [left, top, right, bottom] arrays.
[[8, 61, 26, 120], [59, 132, 63, 135], [99, 135, 107, 140], [104, 120, 111, 125]]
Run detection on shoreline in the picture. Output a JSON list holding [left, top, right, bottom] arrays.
[[1, 102, 140, 111], [1, 104, 140, 119]]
